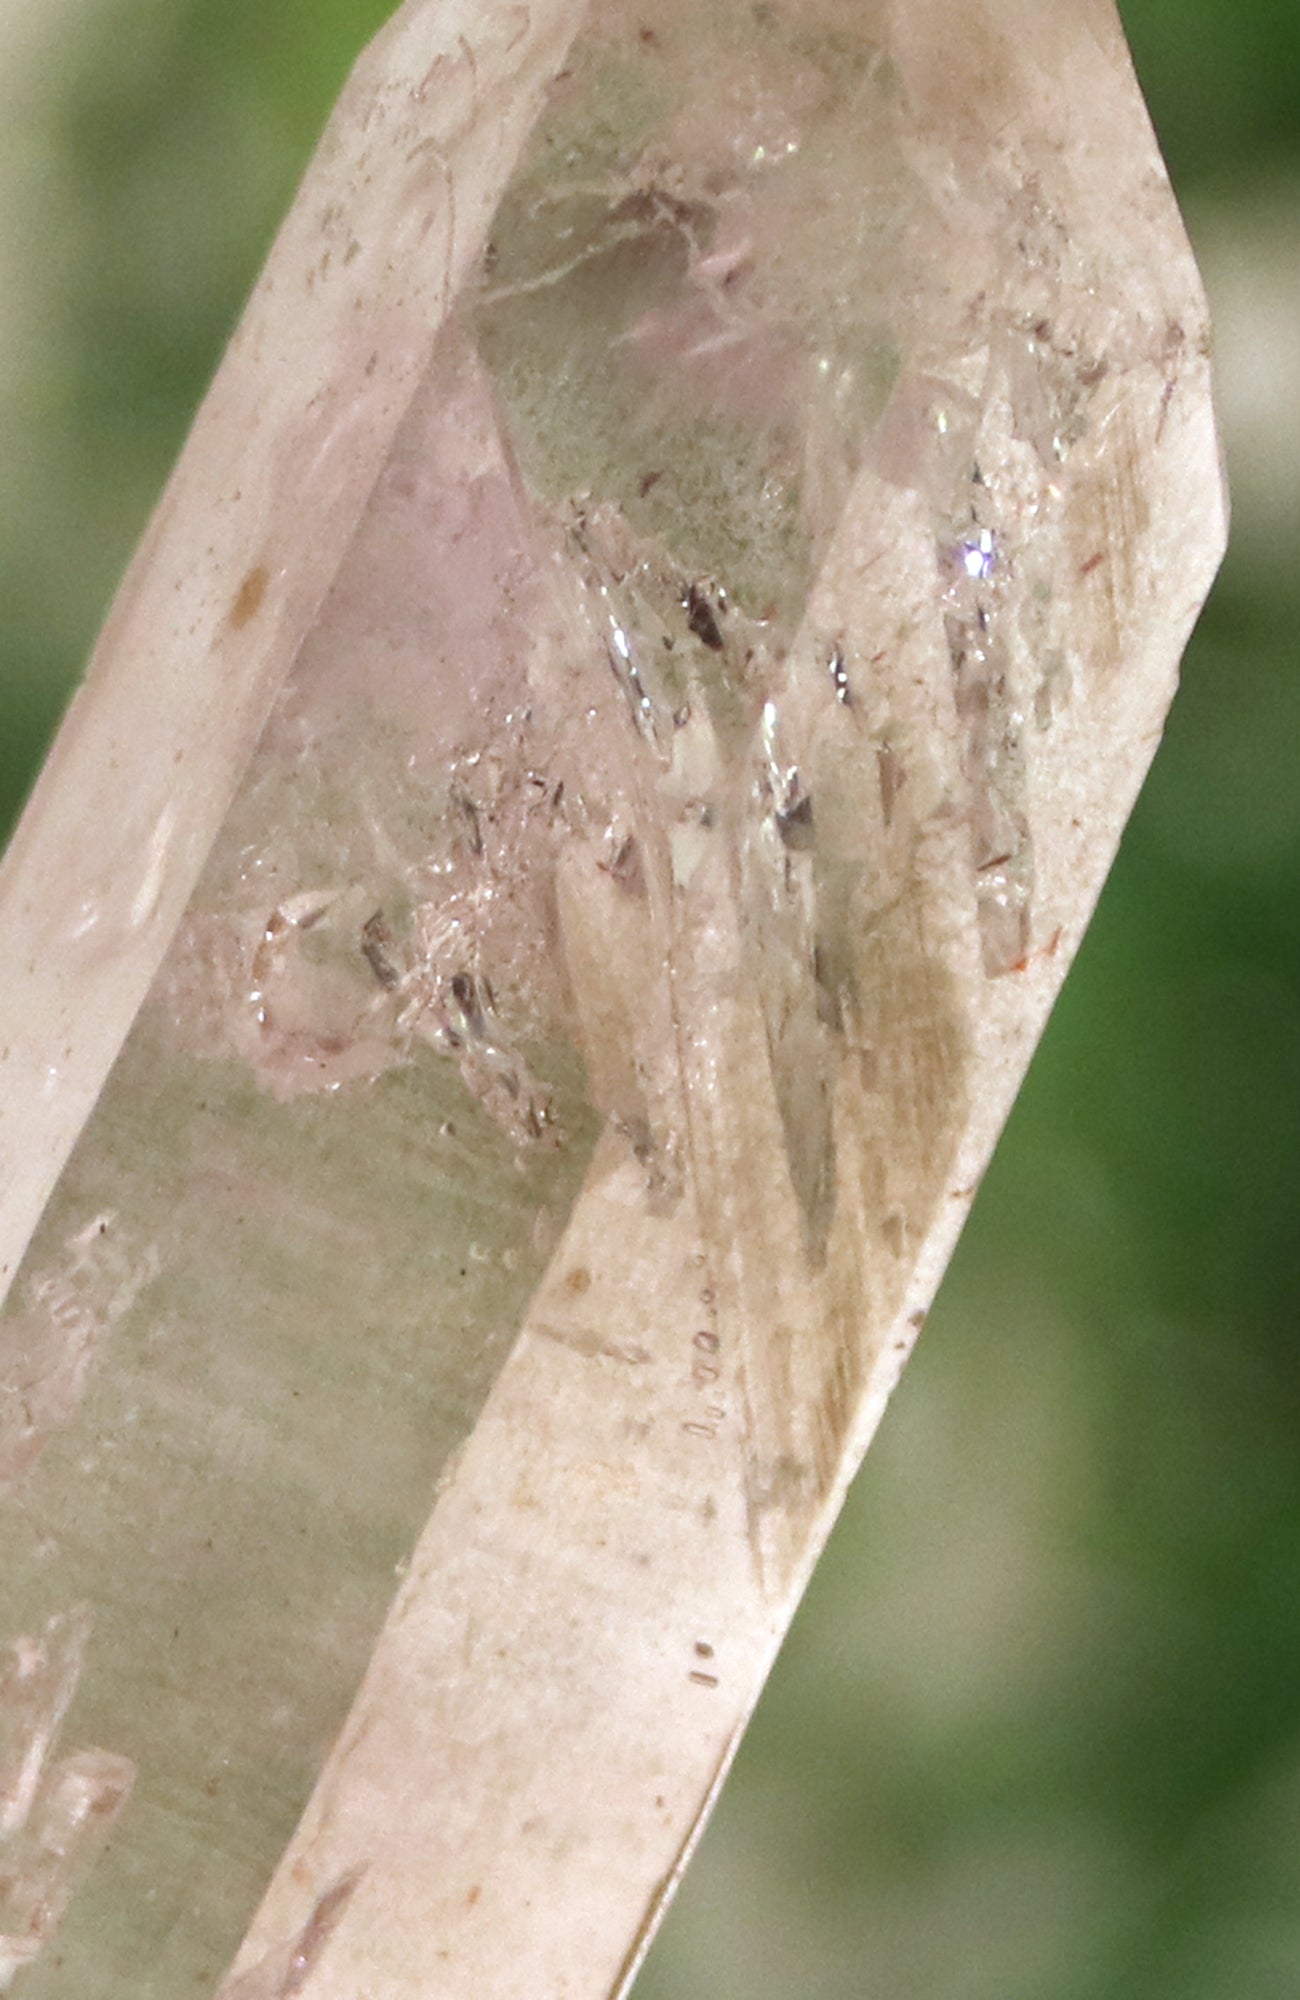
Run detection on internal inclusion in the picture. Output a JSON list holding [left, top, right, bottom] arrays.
[[0, 0, 1124, 1988]]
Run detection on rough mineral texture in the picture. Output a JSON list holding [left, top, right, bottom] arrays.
[[0, 0, 1224, 1994]]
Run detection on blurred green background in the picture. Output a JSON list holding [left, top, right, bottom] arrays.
[[0, 2, 1296, 1994]]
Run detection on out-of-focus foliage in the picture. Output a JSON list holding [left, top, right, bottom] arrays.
[[0, 3, 1295, 1995]]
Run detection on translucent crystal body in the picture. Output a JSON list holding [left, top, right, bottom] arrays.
[[0, 0, 1224, 1993]]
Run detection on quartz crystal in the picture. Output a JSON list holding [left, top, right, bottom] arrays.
[[0, 1, 1225, 1994]]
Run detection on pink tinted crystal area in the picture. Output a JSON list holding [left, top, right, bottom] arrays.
[[0, 1, 1222, 1994]]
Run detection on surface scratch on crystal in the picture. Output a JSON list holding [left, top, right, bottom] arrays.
[[215, 1868, 363, 2000]]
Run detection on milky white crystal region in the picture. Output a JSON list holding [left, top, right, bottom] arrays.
[[0, 0, 1223, 1996]]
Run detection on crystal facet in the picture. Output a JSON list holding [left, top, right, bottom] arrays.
[[0, 1, 1225, 1994]]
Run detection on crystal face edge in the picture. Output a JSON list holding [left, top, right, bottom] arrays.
[[3, 0, 1226, 1993], [0, 0, 588, 1320], [213, 2, 1224, 1997]]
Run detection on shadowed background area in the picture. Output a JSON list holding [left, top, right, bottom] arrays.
[[0, 2, 1296, 1994]]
